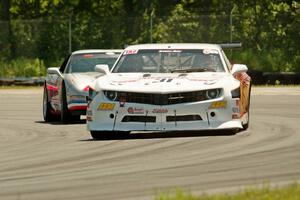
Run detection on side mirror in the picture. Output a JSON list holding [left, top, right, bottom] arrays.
[[231, 64, 248, 76], [47, 67, 63, 77], [95, 64, 110, 75]]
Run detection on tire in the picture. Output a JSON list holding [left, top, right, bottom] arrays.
[[70, 115, 81, 122], [242, 114, 250, 130], [225, 128, 239, 135], [90, 131, 111, 140], [115, 131, 131, 138], [43, 85, 58, 122], [242, 84, 252, 130], [60, 83, 71, 123], [90, 131, 130, 140]]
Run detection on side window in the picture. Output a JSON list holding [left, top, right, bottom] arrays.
[[59, 55, 71, 73]]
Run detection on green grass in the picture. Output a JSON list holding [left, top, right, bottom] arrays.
[[0, 85, 42, 89], [156, 183, 300, 200]]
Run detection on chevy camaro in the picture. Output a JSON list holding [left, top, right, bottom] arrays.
[[86, 44, 251, 139]]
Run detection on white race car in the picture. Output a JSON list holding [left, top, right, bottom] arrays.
[[43, 49, 122, 123], [86, 44, 251, 139]]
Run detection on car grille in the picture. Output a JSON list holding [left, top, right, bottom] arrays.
[[166, 115, 202, 122], [122, 116, 156, 123], [121, 115, 202, 123], [104, 89, 221, 105]]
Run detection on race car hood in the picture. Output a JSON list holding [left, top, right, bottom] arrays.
[[93, 72, 239, 93], [64, 72, 103, 93]]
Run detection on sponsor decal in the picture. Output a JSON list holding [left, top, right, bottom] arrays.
[[111, 80, 138, 83], [204, 80, 217, 85], [159, 50, 182, 53], [127, 107, 145, 114], [203, 49, 219, 54], [97, 103, 115, 111], [86, 110, 93, 121], [187, 78, 218, 85], [123, 49, 138, 55], [119, 97, 126, 107], [232, 107, 240, 113], [235, 99, 240, 106], [152, 108, 168, 113], [83, 54, 94, 58]]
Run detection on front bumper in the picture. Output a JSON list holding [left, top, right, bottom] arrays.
[[87, 96, 242, 132]]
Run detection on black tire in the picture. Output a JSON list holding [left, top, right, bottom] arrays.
[[60, 83, 71, 123], [225, 128, 239, 135], [242, 116, 250, 130], [70, 115, 81, 122], [43, 85, 57, 122], [115, 131, 131, 138], [242, 84, 252, 130], [90, 131, 112, 140], [90, 131, 130, 140]]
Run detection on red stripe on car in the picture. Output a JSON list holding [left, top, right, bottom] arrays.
[[68, 105, 87, 111], [47, 84, 58, 91]]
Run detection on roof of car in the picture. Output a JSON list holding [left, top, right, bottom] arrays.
[[125, 43, 222, 50], [72, 49, 123, 55]]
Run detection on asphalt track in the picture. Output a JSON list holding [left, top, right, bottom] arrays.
[[0, 87, 300, 200]]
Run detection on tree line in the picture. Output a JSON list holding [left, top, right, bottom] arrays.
[[0, 0, 299, 77]]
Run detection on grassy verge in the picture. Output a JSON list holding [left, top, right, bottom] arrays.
[[0, 85, 42, 89], [156, 183, 300, 200]]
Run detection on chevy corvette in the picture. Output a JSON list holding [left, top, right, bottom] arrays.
[[43, 49, 122, 123]]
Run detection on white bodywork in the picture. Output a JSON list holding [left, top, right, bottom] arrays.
[[62, 50, 122, 112], [87, 44, 249, 132]]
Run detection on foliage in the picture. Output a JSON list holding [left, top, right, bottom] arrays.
[[232, 49, 296, 72], [0, 58, 46, 77], [0, 0, 299, 77]]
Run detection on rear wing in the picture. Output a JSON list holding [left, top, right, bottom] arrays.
[[219, 43, 242, 49]]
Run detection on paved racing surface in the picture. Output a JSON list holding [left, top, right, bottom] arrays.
[[0, 87, 300, 200]]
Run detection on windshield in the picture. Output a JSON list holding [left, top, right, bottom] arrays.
[[65, 53, 120, 73], [112, 49, 224, 73]]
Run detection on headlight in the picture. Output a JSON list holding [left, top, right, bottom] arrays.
[[205, 89, 221, 99], [104, 91, 118, 101], [231, 87, 240, 98]]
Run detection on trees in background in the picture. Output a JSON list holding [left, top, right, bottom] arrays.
[[0, 0, 299, 74]]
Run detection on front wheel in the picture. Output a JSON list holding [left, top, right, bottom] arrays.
[[43, 85, 58, 122], [90, 131, 130, 140], [225, 128, 239, 135], [242, 84, 251, 130], [60, 83, 71, 123]]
